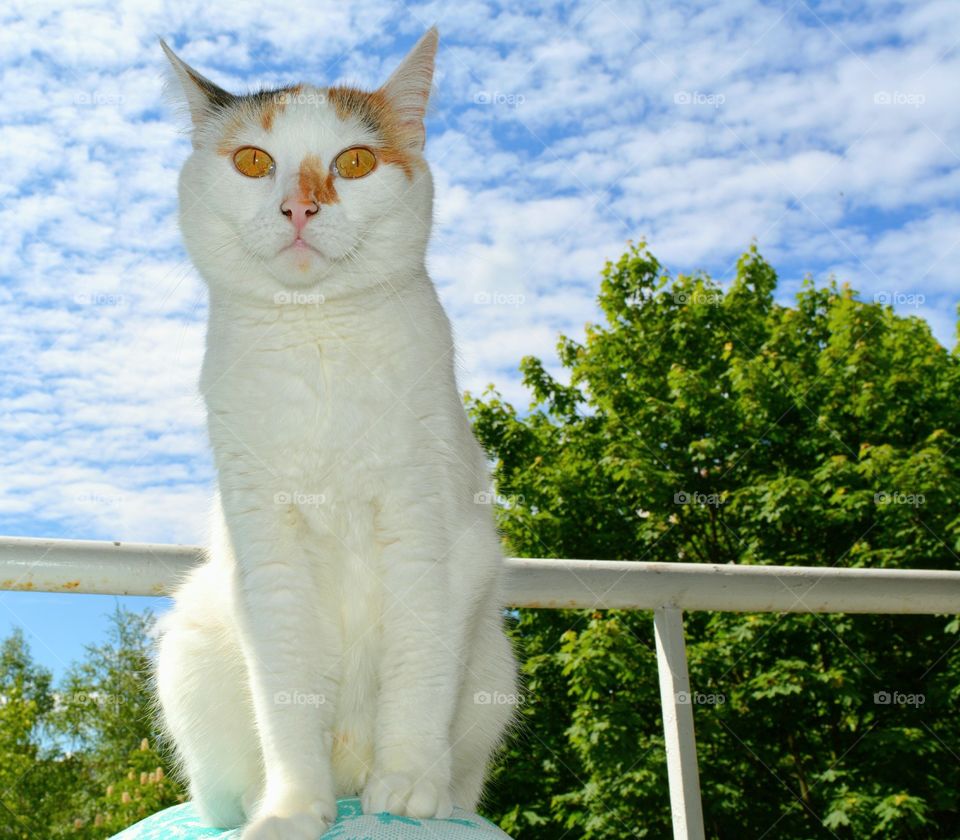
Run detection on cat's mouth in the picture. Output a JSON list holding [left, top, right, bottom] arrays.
[[281, 237, 324, 257]]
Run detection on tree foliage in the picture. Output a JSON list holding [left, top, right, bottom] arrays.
[[473, 244, 960, 838], [0, 610, 183, 838]]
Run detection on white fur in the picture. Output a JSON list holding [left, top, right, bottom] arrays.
[[155, 30, 518, 840]]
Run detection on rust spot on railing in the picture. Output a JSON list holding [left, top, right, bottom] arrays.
[[2, 579, 94, 593], [0, 578, 175, 596]]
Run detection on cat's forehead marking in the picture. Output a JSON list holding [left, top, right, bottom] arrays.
[[215, 84, 306, 155], [326, 86, 389, 139], [259, 84, 303, 132]]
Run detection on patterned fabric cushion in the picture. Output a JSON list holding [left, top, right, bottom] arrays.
[[110, 798, 514, 839]]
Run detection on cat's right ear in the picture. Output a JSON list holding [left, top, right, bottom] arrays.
[[159, 39, 235, 144]]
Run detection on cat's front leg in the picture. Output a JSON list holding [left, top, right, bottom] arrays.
[[221, 489, 339, 839], [362, 498, 458, 819]]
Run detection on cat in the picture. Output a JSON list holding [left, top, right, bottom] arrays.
[[153, 29, 519, 840]]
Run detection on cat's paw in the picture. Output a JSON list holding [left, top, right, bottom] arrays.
[[240, 793, 336, 840], [361, 773, 453, 819]]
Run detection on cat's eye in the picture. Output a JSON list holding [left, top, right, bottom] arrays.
[[334, 146, 377, 179], [233, 147, 275, 178]]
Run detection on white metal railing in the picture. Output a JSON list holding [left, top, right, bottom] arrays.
[[3, 535, 960, 840]]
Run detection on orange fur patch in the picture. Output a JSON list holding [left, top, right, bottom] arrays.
[[326, 85, 418, 180], [298, 154, 339, 205], [217, 84, 305, 154], [261, 84, 304, 131], [260, 105, 276, 132], [374, 147, 415, 179]]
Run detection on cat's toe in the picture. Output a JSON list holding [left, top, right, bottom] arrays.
[[362, 773, 453, 819], [362, 773, 407, 814], [240, 798, 335, 840], [407, 778, 453, 819]]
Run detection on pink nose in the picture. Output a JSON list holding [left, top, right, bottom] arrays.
[[280, 198, 319, 233]]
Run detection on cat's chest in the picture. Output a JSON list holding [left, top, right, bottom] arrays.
[[201, 311, 425, 465]]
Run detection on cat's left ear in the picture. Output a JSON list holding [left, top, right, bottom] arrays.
[[159, 39, 235, 143], [379, 27, 438, 151]]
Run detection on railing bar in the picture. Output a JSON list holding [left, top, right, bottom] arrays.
[[2, 537, 960, 614]]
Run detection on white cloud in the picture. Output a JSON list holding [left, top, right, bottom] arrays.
[[0, 0, 958, 547]]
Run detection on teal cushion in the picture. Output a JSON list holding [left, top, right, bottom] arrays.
[[111, 798, 514, 839]]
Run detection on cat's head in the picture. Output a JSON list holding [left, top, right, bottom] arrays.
[[162, 30, 437, 304]]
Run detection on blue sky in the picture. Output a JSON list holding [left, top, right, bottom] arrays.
[[1, 0, 958, 678]]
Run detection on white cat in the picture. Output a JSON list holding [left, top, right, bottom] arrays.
[[154, 29, 518, 840]]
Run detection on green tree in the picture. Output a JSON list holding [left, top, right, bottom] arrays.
[[0, 629, 54, 838], [0, 609, 184, 837], [472, 244, 960, 838], [51, 607, 183, 836], [0, 629, 88, 839], [78, 737, 182, 836]]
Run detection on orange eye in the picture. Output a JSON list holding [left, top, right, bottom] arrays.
[[233, 147, 275, 178], [334, 146, 376, 179]]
